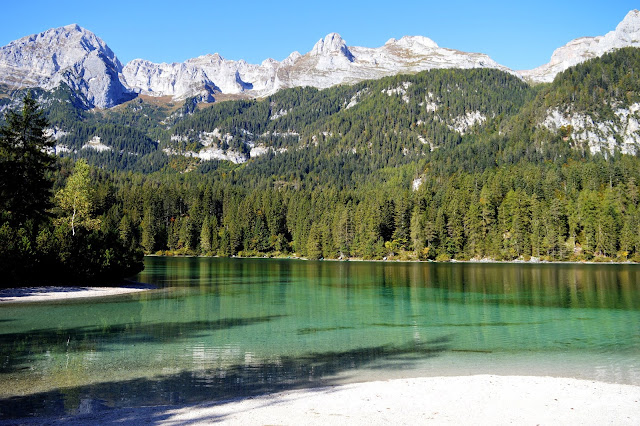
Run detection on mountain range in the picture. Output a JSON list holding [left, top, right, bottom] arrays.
[[0, 10, 639, 109]]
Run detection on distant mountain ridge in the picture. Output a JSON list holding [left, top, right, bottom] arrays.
[[122, 32, 513, 102], [0, 10, 638, 108]]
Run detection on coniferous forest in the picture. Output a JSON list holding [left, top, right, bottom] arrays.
[[2, 48, 640, 285], [0, 95, 143, 285]]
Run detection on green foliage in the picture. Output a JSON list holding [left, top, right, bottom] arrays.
[[55, 159, 101, 236], [0, 99, 143, 285], [4, 48, 640, 269], [0, 93, 55, 225]]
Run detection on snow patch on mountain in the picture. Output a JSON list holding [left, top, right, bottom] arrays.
[[412, 177, 424, 191], [345, 89, 369, 109], [163, 146, 247, 163], [45, 127, 68, 140], [262, 130, 300, 139], [417, 135, 437, 151], [198, 147, 246, 163], [249, 144, 288, 158], [54, 145, 72, 154], [421, 92, 439, 112], [270, 108, 289, 120]]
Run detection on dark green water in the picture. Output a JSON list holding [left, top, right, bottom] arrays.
[[1, 257, 639, 419]]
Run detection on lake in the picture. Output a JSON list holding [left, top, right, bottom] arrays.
[[1, 257, 639, 418]]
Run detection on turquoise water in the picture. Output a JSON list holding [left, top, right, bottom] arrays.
[[1, 257, 639, 418]]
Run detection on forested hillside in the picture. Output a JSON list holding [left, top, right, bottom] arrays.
[[2, 67, 533, 180], [2, 48, 640, 267]]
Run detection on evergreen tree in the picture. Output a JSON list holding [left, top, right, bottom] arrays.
[[200, 215, 212, 254], [0, 93, 55, 225]]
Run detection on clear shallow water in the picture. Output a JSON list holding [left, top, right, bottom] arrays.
[[1, 257, 639, 418]]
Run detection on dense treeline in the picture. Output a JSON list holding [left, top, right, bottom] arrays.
[[96, 49, 640, 262], [2, 48, 640, 278], [103, 152, 640, 262], [544, 47, 640, 113], [0, 95, 143, 285]]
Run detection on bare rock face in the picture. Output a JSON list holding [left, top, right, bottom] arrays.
[[0, 24, 134, 108], [3, 10, 638, 108], [122, 32, 514, 101], [122, 54, 267, 101], [519, 10, 640, 83], [310, 33, 355, 62]]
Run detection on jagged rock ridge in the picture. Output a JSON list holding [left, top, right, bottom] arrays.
[[122, 32, 514, 101], [1, 10, 639, 108]]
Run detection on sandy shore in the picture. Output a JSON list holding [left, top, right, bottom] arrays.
[[11, 375, 639, 425], [0, 283, 155, 303]]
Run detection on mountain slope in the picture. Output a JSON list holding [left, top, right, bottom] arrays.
[[530, 47, 640, 155], [6, 46, 640, 182], [26, 67, 532, 180], [164, 67, 531, 174], [0, 24, 134, 108], [519, 9, 640, 83], [432, 47, 640, 178]]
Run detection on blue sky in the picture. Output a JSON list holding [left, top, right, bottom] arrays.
[[1, 1, 637, 70]]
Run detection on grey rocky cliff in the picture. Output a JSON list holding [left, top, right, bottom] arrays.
[[122, 32, 515, 101], [0, 24, 134, 108]]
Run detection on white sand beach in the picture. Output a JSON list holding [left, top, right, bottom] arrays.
[[0, 284, 154, 303], [15, 375, 639, 425]]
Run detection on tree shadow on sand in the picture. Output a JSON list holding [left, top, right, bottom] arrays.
[[0, 335, 452, 423]]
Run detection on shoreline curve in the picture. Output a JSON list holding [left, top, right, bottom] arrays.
[[0, 282, 156, 303], [11, 375, 640, 425]]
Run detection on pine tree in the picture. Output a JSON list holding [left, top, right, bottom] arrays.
[[306, 223, 323, 260], [0, 93, 55, 225], [200, 216, 212, 254], [141, 209, 157, 253]]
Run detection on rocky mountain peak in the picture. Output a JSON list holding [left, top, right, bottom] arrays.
[[615, 9, 640, 41], [5, 24, 121, 70], [310, 33, 354, 61], [0, 24, 132, 108], [282, 51, 302, 66], [4, 10, 640, 108]]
